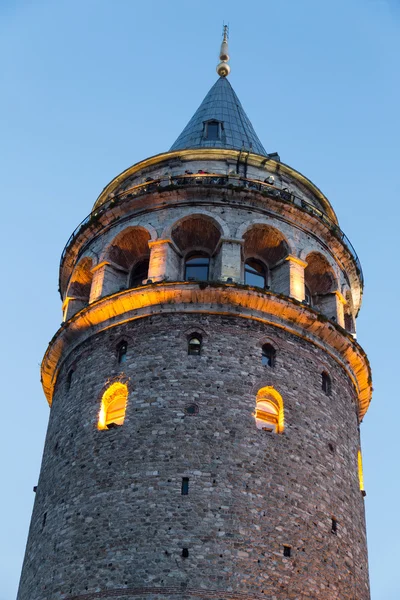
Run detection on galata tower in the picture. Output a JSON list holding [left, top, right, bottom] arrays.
[[18, 29, 372, 600]]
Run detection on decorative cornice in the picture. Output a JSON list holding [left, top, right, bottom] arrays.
[[91, 260, 128, 274], [285, 255, 308, 268], [92, 149, 338, 224], [41, 283, 372, 419]]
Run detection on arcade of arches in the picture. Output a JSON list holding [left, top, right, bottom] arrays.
[[63, 217, 352, 331]]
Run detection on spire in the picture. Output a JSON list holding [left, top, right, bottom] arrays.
[[170, 27, 267, 155], [217, 25, 230, 77], [170, 26, 267, 155]]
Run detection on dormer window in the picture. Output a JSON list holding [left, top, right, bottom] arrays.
[[205, 120, 222, 141]]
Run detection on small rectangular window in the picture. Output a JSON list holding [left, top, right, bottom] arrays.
[[182, 547, 189, 558], [206, 121, 220, 140], [181, 477, 189, 495], [67, 369, 74, 391], [283, 545, 291, 557], [331, 518, 337, 534]]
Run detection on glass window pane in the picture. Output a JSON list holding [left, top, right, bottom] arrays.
[[186, 265, 209, 281], [185, 255, 209, 282], [246, 270, 265, 287], [207, 122, 220, 140], [245, 259, 266, 288]]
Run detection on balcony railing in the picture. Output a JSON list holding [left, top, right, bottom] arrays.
[[60, 173, 363, 285]]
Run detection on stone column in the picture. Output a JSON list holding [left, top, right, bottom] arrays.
[[148, 239, 182, 282], [90, 261, 128, 302], [62, 297, 88, 322], [213, 238, 243, 282], [271, 255, 307, 301], [314, 291, 346, 327]]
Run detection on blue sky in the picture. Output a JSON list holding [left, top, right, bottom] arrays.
[[1, 1, 398, 598]]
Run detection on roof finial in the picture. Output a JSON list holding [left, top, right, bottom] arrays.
[[216, 24, 230, 77]]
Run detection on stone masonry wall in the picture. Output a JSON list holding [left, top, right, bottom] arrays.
[[18, 313, 369, 600]]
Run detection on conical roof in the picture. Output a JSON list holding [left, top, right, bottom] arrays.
[[170, 77, 267, 156]]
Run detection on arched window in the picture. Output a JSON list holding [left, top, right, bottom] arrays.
[[255, 387, 284, 433], [322, 371, 332, 396], [116, 341, 128, 364], [245, 258, 268, 289], [262, 343, 276, 367], [304, 251, 337, 312], [129, 258, 149, 288], [98, 382, 128, 430], [185, 253, 210, 282], [188, 334, 202, 356]]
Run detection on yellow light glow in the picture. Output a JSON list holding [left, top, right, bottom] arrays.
[[98, 382, 128, 430], [255, 386, 284, 433], [41, 284, 372, 421], [358, 449, 365, 492]]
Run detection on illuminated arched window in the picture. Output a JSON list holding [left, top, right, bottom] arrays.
[[322, 371, 332, 396], [185, 253, 210, 282], [245, 258, 268, 289], [98, 382, 128, 430], [188, 334, 202, 356], [262, 343, 276, 367], [255, 387, 284, 434], [358, 450, 366, 495]]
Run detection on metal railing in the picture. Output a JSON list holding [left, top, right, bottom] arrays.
[[60, 173, 363, 284]]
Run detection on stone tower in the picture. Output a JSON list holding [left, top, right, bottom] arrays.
[[18, 32, 372, 600]]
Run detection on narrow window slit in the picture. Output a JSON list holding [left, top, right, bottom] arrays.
[[116, 341, 128, 364], [283, 545, 291, 557], [182, 548, 189, 558], [331, 518, 337, 534], [322, 372, 332, 395], [181, 477, 189, 495], [67, 369, 74, 391]]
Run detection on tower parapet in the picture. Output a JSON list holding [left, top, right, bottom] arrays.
[[18, 36, 372, 600]]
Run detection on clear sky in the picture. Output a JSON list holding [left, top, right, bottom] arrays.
[[1, 1, 398, 598]]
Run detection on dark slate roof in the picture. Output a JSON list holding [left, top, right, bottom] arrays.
[[170, 77, 267, 156]]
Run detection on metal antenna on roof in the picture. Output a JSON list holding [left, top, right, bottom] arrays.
[[216, 24, 230, 77]]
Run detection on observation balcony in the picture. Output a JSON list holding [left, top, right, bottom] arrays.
[[60, 173, 363, 287]]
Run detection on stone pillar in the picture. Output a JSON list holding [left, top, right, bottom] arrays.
[[62, 297, 87, 322], [314, 291, 346, 327], [214, 238, 242, 282], [148, 239, 182, 282], [90, 261, 128, 302], [271, 255, 307, 301]]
